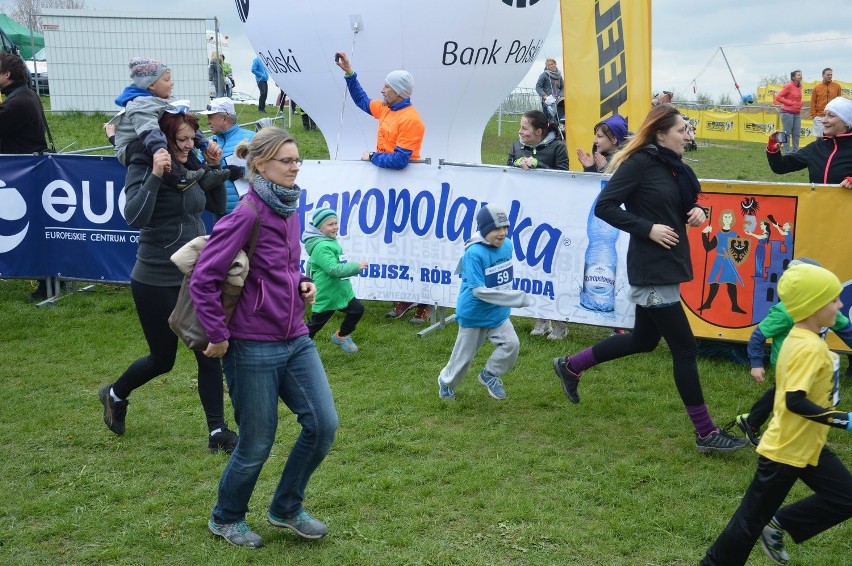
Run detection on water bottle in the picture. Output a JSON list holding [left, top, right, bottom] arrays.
[[580, 179, 619, 312]]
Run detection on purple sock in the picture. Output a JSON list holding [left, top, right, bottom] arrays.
[[569, 347, 596, 373], [686, 404, 716, 437]]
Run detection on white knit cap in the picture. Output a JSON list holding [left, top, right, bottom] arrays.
[[825, 97, 852, 128], [384, 70, 414, 99]]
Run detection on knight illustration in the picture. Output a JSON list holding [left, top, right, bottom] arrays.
[[698, 208, 748, 314]]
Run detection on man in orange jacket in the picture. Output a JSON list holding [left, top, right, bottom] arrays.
[[334, 52, 425, 170], [334, 52, 430, 323], [810, 67, 842, 138]]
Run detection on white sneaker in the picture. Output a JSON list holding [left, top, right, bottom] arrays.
[[530, 319, 552, 336], [547, 321, 569, 340]]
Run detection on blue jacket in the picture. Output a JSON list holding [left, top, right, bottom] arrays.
[[251, 58, 269, 82], [211, 123, 255, 212]]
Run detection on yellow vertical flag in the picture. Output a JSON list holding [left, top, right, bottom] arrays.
[[561, 0, 651, 170]]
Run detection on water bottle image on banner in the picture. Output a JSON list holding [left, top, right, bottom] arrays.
[[580, 179, 619, 312]]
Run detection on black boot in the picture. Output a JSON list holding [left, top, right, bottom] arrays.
[[699, 283, 719, 311], [176, 169, 205, 191], [198, 168, 232, 191], [727, 283, 746, 314]]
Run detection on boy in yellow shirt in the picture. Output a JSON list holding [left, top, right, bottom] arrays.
[[700, 263, 852, 565]]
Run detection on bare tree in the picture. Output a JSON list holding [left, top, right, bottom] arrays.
[[759, 74, 788, 87], [717, 93, 733, 107], [1, 0, 87, 30]]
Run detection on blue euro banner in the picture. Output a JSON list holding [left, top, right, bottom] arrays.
[[0, 154, 215, 283]]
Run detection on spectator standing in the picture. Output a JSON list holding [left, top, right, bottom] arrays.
[[507, 110, 569, 339], [334, 50, 430, 323], [766, 96, 852, 189], [774, 70, 803, 154], [551, 105, 748, 454], [221, 55, 235, 99], [200, 97, 254, 214], [700, 263, 852, 566], [251, 57, 269, 113], [810, 67, 841, 138], [97, 111, 237, 453], [209, 52, 226, 98], [535, 58, 564, 117], [193, 128, 338, 548], [0, 51, 50, 301]]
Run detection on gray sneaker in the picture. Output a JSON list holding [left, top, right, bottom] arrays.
[[208, 518, 263, 548], [760, 523, 790, 564], [268, 509, 328, 539], [438, 377, 455, 400], [478, 370, 506, 400]]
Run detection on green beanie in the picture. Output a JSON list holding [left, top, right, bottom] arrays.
[[311, 207, 337, 228]]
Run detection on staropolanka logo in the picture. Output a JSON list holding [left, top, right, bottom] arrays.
[[0, 180, 29, 253], [502, 0, 540, 6], [235, 0, 249, 23]]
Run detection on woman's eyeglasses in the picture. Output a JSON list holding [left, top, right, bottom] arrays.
[[271, 158, 303, 167]]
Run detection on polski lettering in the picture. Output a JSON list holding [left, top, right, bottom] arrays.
[[258, 48, 302, 74], [441, 38, 542, 66], [299, 184, 562, 274]]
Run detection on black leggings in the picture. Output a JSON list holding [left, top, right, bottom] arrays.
[[112, 279, 225, 431], [307, 298, 365, 338], [592, 302, 705, 407]]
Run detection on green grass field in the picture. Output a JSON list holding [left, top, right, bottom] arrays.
[[0, 106, 840, 565]]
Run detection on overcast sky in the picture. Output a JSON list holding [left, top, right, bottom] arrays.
[[69, 0, 852, 103]]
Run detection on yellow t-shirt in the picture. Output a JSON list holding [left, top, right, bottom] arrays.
[[757, 326, 840, 467]]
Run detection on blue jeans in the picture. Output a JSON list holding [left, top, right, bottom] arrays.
[[212, 335, 338, 523], [780, 111, 801, 153]]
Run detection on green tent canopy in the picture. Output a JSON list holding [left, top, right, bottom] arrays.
[[0, 13, 44, 59]]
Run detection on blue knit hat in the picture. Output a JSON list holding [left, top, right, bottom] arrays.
[[477, 204, 509, 237], [311, 207, 337, 228], [597, 114, 628, 144]]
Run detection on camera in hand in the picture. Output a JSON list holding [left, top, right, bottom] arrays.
[[775, 131, 788, 144], [334, 53, 341, 63]]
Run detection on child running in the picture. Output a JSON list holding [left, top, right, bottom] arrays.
[[700, 262, 852, 565], [734, 258, 852, 446], [437, 204, 531, 400], [301, 207, 368, 353]]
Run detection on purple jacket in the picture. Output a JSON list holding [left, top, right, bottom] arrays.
[[190, 190, 311, 343]]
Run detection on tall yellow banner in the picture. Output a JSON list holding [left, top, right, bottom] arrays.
[[560, 0, 652, 171]]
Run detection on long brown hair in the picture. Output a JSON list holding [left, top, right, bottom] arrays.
[[605, 105, 683, 173]]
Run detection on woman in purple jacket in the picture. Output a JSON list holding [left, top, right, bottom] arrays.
[[191, 128, 338, 548]]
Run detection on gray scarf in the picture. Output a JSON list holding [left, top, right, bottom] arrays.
[[251, 174, 301, 218]]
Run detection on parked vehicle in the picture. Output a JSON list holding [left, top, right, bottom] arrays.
[[25, 47, 48, 95], [230, 91, 258, 106]]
